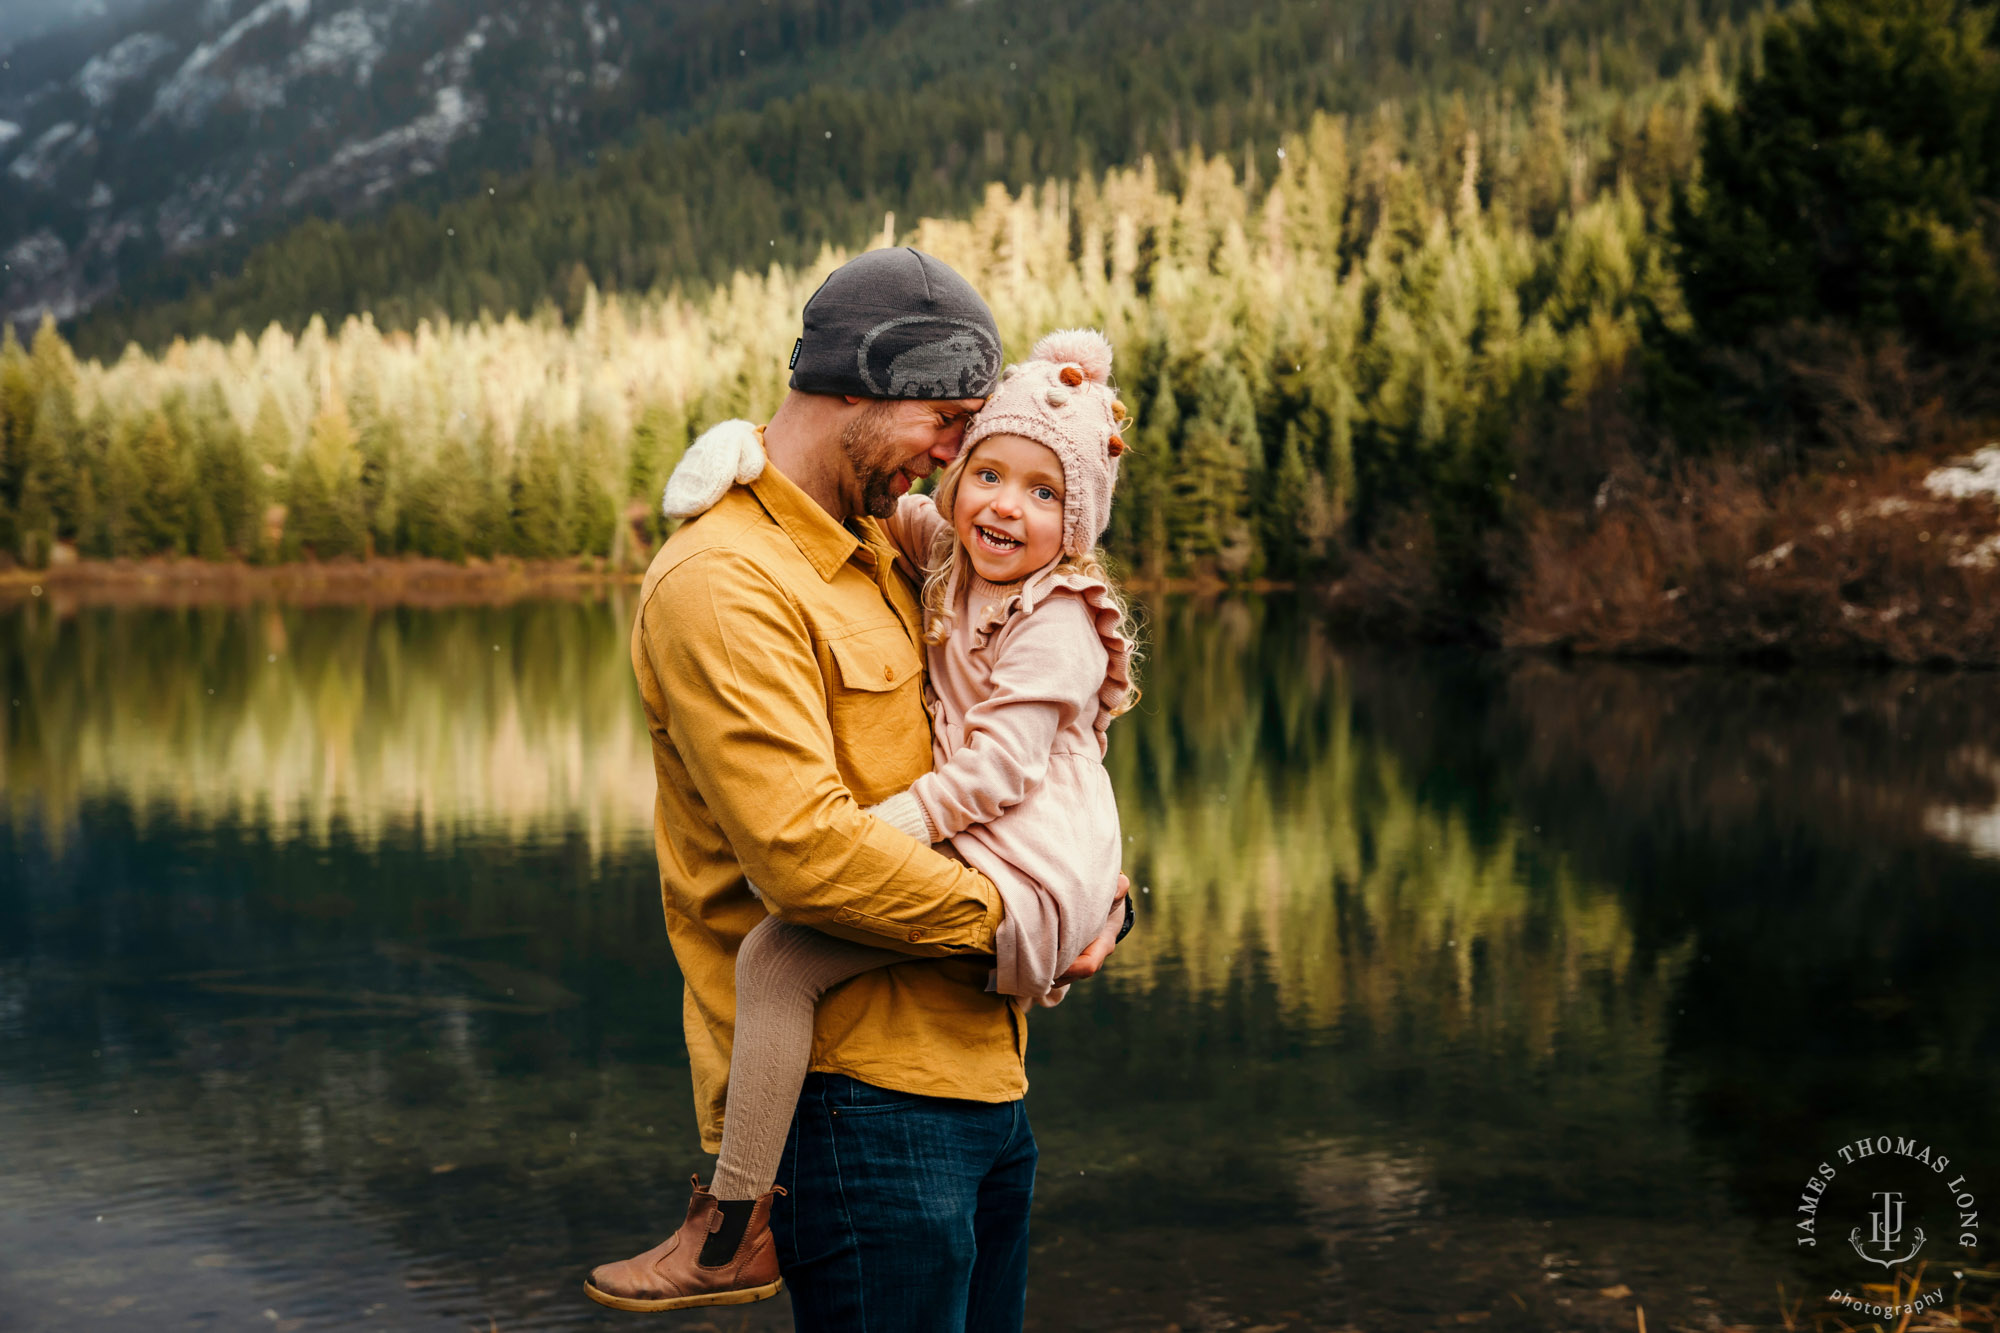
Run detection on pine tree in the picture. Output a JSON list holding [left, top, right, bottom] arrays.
[[14, 463, 55, 567], [509, 420, 573, 559], [1674, 0, 2000, 352], [131, 413, 192, 554], [625, 402, 687, 555], [191, 491, 229, 561], [1262, 426, 1315, 578], [0, 324, 34, 553], [187, 387, 256, 556], [357, 412, 406, 556], [246, 391, 293, 560], [99, 421, 146, 557], [286, 399, 368, 559], [1131, 364, 1181, 579], [13, 378, 83, 566], [568, 420, 619, 559], [403, 434, 477, 561], [1173, 360, 1257, 574]]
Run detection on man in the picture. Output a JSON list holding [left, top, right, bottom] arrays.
[[591, 248, 1124, 1330]]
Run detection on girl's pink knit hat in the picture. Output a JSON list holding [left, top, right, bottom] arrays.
[[961, 329, 1125, 559]]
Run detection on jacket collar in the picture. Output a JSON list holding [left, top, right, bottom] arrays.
[[745, 454, 860, 583]]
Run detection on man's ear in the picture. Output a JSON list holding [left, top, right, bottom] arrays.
[[843, 395, 863, 406]]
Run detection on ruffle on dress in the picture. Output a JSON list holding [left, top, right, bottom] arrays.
[[962, 563, 1133, 754]]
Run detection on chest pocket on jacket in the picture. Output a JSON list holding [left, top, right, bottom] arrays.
[[822, 623, 927, 796]]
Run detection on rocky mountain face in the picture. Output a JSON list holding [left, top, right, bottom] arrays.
[[0, 0, 830, 332]]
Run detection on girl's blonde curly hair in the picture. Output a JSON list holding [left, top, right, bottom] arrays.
[[918, 439, 1142, 717]]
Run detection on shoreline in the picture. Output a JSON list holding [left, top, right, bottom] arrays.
[[6, 552, 1996, 672], [0, 557, 1301, 607], [0, 557, 643, 609]]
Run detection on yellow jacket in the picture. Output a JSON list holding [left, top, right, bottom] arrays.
[[631, 461, 1023, 1152]]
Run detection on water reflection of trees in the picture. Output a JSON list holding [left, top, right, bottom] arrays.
[[1343, 650, 2000, 1260], [1041, 595, 1697, 1237], [1110, 596, 1653, 1038], [0, 596, 653, 852], [11, 595, 1993, 1257]]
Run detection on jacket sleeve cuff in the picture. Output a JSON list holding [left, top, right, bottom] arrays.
[[866, 790, 936, 844]]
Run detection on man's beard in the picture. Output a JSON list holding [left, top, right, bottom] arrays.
[[839, 402, 908, 520]]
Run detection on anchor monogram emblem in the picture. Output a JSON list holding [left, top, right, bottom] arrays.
[[1849, 1190, 1927, 1268]]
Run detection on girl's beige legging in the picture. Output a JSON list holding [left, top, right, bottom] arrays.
[[707, 913, 906, 1200]]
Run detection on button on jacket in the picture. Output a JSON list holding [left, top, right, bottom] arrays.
[[631, 460, 1020, 1152]]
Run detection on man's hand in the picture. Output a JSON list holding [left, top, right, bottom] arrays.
[[1055, 876, 1131, 984]]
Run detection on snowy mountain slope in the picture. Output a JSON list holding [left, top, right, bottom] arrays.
[[0, 0, 923, 330]]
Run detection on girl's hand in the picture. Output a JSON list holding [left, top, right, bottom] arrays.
[[1055, 876, 1131, 983]]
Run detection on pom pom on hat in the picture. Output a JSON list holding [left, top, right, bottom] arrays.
[[1029, 328, 1113, 384]]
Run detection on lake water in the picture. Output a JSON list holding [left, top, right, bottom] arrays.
[[4, 593, 1997, 1332]]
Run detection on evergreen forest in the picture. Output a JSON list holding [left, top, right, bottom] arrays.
[[1, 0, 1995, 649]]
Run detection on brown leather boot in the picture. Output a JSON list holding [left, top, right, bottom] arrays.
[[584, 1176, 785, 1312]]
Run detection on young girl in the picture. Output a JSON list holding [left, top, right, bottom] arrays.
[[584, 329, 1137, 1312]]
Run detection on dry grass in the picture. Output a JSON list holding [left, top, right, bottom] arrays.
[[1502, 443, 2000, 666], [1326, 511, 1457, 640], [0, 554, 639, 610], [1790, 1263, 2000, 1333]]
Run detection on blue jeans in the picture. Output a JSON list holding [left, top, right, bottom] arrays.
[[771, 1073, 1037, 1332]]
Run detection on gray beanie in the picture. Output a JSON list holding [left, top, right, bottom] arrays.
[[788, 248, 1003, 401]]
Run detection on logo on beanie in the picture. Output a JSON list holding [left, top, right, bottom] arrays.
[[857, 317, 1002, 399]]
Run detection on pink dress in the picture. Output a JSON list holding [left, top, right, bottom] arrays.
[[882, 495, 1131, 1004]]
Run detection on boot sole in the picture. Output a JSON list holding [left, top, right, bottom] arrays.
[[583, 1277, 784, 1312]]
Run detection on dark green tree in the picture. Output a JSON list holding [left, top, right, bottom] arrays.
[[186, 388, 258, 555], [625, 403, 687, 554], [1122, 364, 1181, 580], [14, 378, 83, 565], [509, 420, 574, 559], [1673, 0, 2000, 352], [1173, 359, 1258, 573], [0, 325, 34, 552], [284, 401, 368, 559], [131, 412, 192, 554], [98, 420, 146, 557], [402, 434, 478, 561]]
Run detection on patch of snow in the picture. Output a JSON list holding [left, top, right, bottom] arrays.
[[1949, 533, 2000, 572], [1746, 541, 1794, 572], [1924, 447, 2000, 504], [1928, 797, 2000, 860], [291, 9, 385, 85], [7, 120, 85, 182], [0, 120, 19, 149], [591, 61, 621, 90], [421, 16, 490, 85], [88, 180, 112, 208], [280, 85, 484, 206], [3, 228, 69, 282], [582, 2, 617, 52], [76, 31, 176, 107], [230, 64, 287, 114], [145, 0, 310, 129]]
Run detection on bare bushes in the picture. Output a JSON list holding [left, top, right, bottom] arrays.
[[1709, 324, 1959, 476], [1482, 326, 2000, 666], [1504, 450, 2000, 666]]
